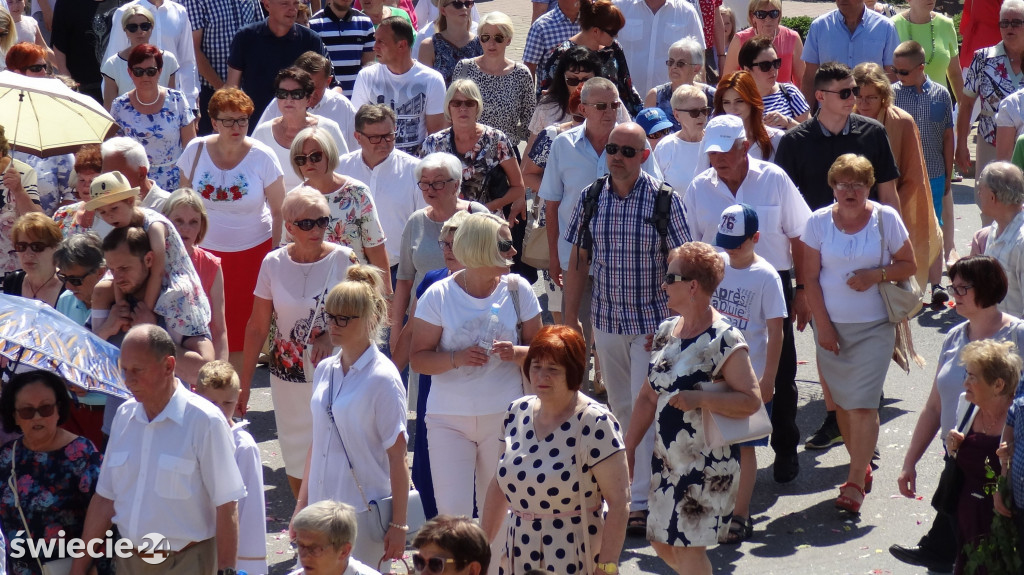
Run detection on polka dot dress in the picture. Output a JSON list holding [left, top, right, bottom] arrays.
[[646, 317, 748, 547], [496, 396, 624, 575]]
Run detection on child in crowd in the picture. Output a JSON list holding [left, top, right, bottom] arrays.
[[720, 7, 736, 49], [196, 360, 269, 575], [7, 0, 55, 64], [710, 204, 787, 544]]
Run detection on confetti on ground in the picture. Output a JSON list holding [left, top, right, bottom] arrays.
[[796, 544, 811, 550]]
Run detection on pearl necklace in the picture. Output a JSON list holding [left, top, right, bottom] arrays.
[[135, 87, 161, 107]]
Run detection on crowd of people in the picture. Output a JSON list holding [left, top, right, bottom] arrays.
[[6, 0, 1024, 572]]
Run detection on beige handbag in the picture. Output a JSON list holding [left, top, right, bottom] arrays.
[[875, 206, 922, 323], [521, 190, 550, 269], [698, 382, 773, 450]]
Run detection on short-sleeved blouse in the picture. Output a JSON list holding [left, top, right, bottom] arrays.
[[496, 397, 623, 575], [761, 83, 809, 119], [452, 59, 536, 146], [175, 137, 284, 252], [396, 202, 489, 290], [538, 40, 643, 117], [892, 12, 959, 86], [654, 81, 716, 131], [0, 437, 109, 575], [111, 89, 195, 191], [431, 34, 483, 85], [100, 50, 179, 97], [285, 180, 386, 265], [141, 208, 212, 337], [250, 115, 349, 191], [733, 25, 801, 85], [190, 245, 222, 299], [421, 126, 516, 204], [964, 42, 1024, 145]]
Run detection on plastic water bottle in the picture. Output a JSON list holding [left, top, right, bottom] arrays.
[[480, 303, 502, 352]]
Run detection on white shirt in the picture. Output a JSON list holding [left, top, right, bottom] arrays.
[[288, 557, 381, 575], [613, 0, 705, 95], [101, 50, 180, 98], [350, 62, 446, 155], [258, 89, 360, 152], [307, 346, 407, 511], [683, 158, 811, 270], [415, 274, 542, 416], [997, 87, 1024, 140], [713, 253, 787, 379], [140, 182, 171, 212], [982, 210, 1024, 318], [250, 115, 349, 191], [97, 382, 246, 550], [654, 135, 702, 194], [337, 148, 426, 264], [104, 0, 199, 108], [233, 423, 268, 575]]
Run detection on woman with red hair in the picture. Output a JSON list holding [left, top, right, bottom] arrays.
[[713, 70, 783, 164], [4, 41, 47, 77], [482, 324, 629, 575], [100, 4, 178, 111]]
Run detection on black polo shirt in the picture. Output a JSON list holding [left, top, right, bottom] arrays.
[[774, 113, 900, 210], [228, 20, 329, 133]]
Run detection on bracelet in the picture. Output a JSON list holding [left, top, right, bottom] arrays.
[[388, 522, 410, 531], [880, 266, 888, 281], [450, 351, 457, 369], [794, 284, 805, 290]]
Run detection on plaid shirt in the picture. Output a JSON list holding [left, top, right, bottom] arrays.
[[182, 0, 263, 90], [893, 79, 953, 178], [564, 172, 691, 335], [522, 5, 579, 66]]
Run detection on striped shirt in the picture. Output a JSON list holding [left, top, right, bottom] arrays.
[[762, 83, 809, 120], [564, 172, 691, 335], [309, 6, 376, 97]]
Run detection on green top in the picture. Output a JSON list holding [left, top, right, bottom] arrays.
[[892, 12, 959, 86], [1012, 133, 1024, 173], [373, 7, 417, 42]]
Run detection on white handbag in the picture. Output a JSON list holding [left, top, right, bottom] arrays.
[[698, 382, 773, 450]]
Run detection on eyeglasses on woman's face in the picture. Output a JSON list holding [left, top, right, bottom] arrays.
[[750, 58, 782, 73], [292, 216, 330, 231], [125, 21, 153, 33], [275, 88, 307, 100], [663, 273, 692, 285], [753, 8, 781, 19], [479, 33, 506, 44], [293, 151, 325, 166], [22, 64, 47, 73], [13, 242, 52, 253], [216, 117, 249, 128], [412, 553, 457, 574], [326, 313, 359, 327], [497, 238, 514, 253], [949, 283, 974, 297], [674, 106, 711, 119], [15, 404, 56, 420], [131, 66, 159, 77], [449, 99, 478, 109], [418, 179, 455, 191]]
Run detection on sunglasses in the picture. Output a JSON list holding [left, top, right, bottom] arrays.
[[418, 179, 455, 190], [449, 99, 478, 108], [664, 273, 691, 284], [216, 117, 249, 127], [949, 284, 973, 297], [604, 143, 639, 158], [497, 239, 514, 252], [293, 151, 324, 166], [479, 33, 506, 44], [326, 313, 359, 327], [412, 554, 457, 574], [13, 242, 51, 253], [648, 128, 672, 140], [23, 64, 47, 73], [666, 58, 695, 68], [602, 28, 618, 38], [275, 88, 307, 100], [57, 268, 98, 287], [447, 0, 473, 8], [674, 106, 711, 118], [565, 76, 592, 87], [124, 22, 153, 33], [820, 86, 860, 99], [585, 101, 621, 111], [292, 216, 330, 231], [1000, 18, 1024, 28], [131, 66, 159, 77], [15, 404, 57, 420], [358, 131, 396, 144], [750, 58, 782, 72], [753, 9, 781, 19], [895, 67, 919, 76]]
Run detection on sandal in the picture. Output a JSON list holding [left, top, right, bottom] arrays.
[[865, 466, 873, 494], [721, 515, 753, 544], [626, 510, 648, 537], [835, 482, 865, 514]]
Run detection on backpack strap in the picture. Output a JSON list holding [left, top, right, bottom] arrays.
[[647, 182, 674, 258], [574, 175, 609, 267]]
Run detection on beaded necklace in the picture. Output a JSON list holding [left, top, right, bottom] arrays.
[[905, 11, 936, 67]]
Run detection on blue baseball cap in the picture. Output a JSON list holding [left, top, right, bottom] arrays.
[[715, 204, 759, 249], [636, 107, 674, 136]]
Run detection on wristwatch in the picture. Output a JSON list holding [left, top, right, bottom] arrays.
[[596, 561, 619, 574]]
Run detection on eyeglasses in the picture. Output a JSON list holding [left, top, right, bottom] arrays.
[[833, 182, 868, 191], [674, 106, 711, 118], [447, 0, 473, 8], [23, 64, 47, 73], [666, 58, 695, 68], [275, 88, 307, 100], [358, 131, 396, 143], [418, 179, 455, 190], [949, 284, 974, 296], [648, 128, 672, 140], [293, 151, 325, 166], [820, 86, 860, 99], [497, 238, 514, 252], [856, 94, 882, 104], [326, 313, 359, 327], [13, 242, 51, 253], [584, 101, 621, 111], [479, 33, 506, 44], [565, 76, 592, 87], [438, 239, 454, 251], [131, 66, 159, 77], [1000, 18, 1024, 28], [124, 22, 153, 33], [604, 143, 639, 158], [753, 9, 781, 19], [601, 28, 618, 38], [664, 273, 691, 284], [216, 117, 249, 128], [412, 554, 457, 574], [291, 541, 328, 557], [750, 58, 782, 72], [57, 268, 98, 287], [449, 99, 478, 108], [292, 216, 330, 231], [15, 404, 57, 420], [895, 67, 919, 76]]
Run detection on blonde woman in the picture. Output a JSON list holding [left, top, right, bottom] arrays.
[[722, 0, 804, 88], [0, 9, 18, 70], [417, 0, 482, 85]]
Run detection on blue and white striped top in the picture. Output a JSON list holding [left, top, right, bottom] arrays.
[[309, 6, 376, 97]]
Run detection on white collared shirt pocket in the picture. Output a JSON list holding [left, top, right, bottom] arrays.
[[155, 454, 197, 500], [104, 451, 132, 494]]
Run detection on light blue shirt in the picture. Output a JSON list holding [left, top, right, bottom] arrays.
[[803, 6, 900, 68], [538, 122, 663, 268], [55, 291, 107, 406]]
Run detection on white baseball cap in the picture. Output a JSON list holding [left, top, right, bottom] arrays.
[[702, 115, 746, 153]]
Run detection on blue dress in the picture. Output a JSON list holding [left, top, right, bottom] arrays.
[[111, 89, 196, 190]]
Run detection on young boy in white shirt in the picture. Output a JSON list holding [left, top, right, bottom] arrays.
[[711, 204, 787, 544], [196, 361, 268, 575]]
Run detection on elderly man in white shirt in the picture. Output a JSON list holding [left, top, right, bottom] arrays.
[[613, 0, 705, 95], [103, 0, 199, 110], [683, 115, 812, 483], [337, 103, 426, 279], [71, 325, 246, 575]]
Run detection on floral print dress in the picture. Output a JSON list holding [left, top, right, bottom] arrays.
[[322, 180, 387, 265], [965, 42, 1024, 145], [647, 316, 747, 547], [111, 89, 196, 190], [421, 125, 516, 204], [141, 208, 212, 338], [0, 437, 111, 575]]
